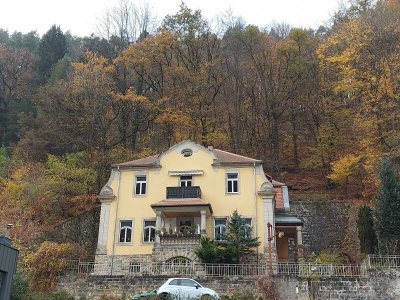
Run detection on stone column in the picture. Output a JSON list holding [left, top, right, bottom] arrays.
[[155, 210, 162, 245], [200, 209, 207, 236], [258, 184, 276, 270], [296, 226, 303, 260], [296, 226, 303, 245], [96, 193, 114, 255]]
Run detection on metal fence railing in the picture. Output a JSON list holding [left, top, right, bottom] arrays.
[[64, 261, 364, 278], [364, 255, 400, 269]]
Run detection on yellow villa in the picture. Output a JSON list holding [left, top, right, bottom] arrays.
[[95, 140, 303, 274]]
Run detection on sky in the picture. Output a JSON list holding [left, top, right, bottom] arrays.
[[1, 0, 341, 37]]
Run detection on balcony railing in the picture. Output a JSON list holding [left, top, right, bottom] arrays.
[[166, 186, 201, 199], [160, 234, 201, 246]]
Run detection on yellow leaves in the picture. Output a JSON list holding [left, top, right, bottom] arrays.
[[26, 241, 77, 292], [328, 154, 362, 183], [111, 88, 156, 110], [119, 32, 177, 68], [71, 51, 115, 96]]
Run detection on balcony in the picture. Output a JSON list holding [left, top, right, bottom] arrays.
[[159, 233, 201, 247], [166, 186, 201, 199]]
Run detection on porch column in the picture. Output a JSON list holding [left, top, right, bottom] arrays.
[[200, 209, 207, 236], [296, 226, 303, 245], [155, 210, 162, 245], [96, 195, 114, 255], [296, 226, 303, 260]]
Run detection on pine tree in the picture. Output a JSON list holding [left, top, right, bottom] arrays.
[[357, 205, 377, 254], [222, 210, 260, 263], [37, 25, 67, 82], [375, 160, 400, 254]]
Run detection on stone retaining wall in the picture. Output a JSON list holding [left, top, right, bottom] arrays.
[[58, 269, 400, 299], [290, 200, 360, 259]]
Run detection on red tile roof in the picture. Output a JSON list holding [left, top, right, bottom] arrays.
[[275, 187, 284, 209], [113, 154, 159, 167], [211, 149, 262, 164]]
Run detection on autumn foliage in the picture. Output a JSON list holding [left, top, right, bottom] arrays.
[[26, 242, 76, 291]]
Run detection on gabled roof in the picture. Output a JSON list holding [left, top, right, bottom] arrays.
[[211, 148, 262, 165], [113, 141, 262, 168], [113, 154, 159, 167]]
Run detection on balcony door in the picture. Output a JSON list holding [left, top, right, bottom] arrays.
[[178, 218, 193, 234]]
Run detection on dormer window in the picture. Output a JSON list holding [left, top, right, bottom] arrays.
[[181, 149, 193, 157]]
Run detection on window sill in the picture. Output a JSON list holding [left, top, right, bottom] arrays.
[[141, 241, 155, 245], [225, 192, 240, 195], [117, 242, 133, 246]]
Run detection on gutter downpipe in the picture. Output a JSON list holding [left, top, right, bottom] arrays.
[[254, 162, 259, 271], [110, 166, 121, 276]]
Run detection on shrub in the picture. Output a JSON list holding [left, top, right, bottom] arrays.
[[195, 237, 218, 263], [26, 242, 75, 292], [357, 205, 377, 254], [257, 275, 278, 300], [314, 250, 346, 265], [11, 271, 30, 300]]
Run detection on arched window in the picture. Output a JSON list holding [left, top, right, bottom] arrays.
[[214, 218, 227, 241], [165, 256, 192, 267], [143, 220, 156, 242], [119, 220, 132, 243]]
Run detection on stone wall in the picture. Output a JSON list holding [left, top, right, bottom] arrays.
[[290, 200, 360, 259], [58, 270, 400, 300], [58, 275, 259, 299]]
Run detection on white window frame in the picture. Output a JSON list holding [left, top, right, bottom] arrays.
[[118, 219, 133, 244], [214, 217, 228, 241], [226, 172, 239, 194], [143, 219, 156, 243], [243, 218, 253, 238], [180, 175, 193, 187], [134, 175, 147, 196]]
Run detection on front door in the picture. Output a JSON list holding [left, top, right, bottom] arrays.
[[178, 218, 193, 234]]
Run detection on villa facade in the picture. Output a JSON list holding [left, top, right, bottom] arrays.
[[95, 140, 302, 274]]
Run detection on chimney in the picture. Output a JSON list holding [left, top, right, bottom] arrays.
[[6, 224, 13, 238], [0, 224, 12, 246], [208, 145, 214, 150]]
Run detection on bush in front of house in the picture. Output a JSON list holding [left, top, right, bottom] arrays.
[[257, 275, 278, 300], [220, 289, 262, 300], [195, 210, 260, 264]]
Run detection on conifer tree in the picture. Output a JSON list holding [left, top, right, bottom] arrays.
[[222, 210, 260, 263], [37, 25, 67, 82], [375, 160, 400, 254], [357, 205, 377, 254]]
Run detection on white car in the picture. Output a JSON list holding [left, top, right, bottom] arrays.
[[157, 278, 219, 299]]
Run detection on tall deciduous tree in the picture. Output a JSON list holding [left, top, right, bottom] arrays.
[[0, 44, 35, 145], [37, 25, 67, 81]]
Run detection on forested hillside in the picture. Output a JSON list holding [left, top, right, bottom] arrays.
[[0, 0, 399, 250]]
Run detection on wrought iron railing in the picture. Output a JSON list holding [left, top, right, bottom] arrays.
[[166, 186, 201, 199], [64, 261, 364, 278], [363, 255, 400, 269]]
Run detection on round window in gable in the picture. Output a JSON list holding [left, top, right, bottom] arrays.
[[181, 149, 193, 157]]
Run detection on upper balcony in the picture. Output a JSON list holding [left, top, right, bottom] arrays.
[[166, 186, 201, 199]]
